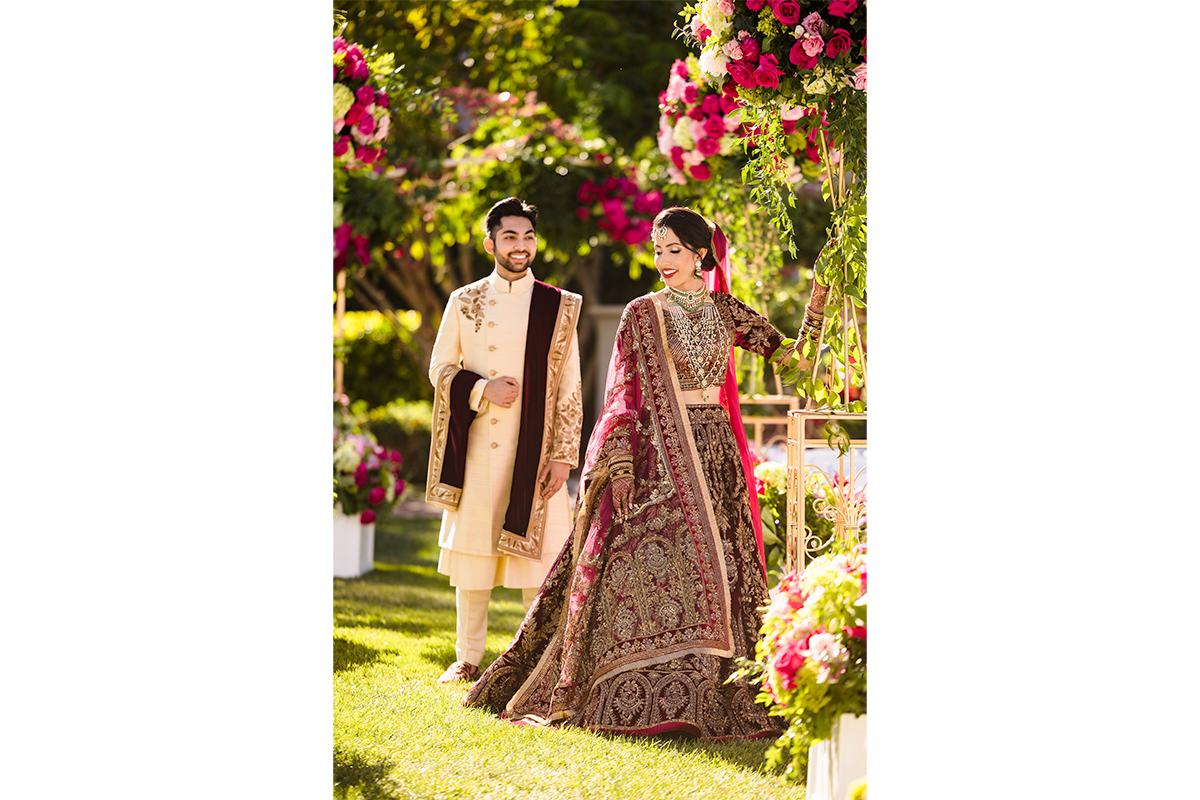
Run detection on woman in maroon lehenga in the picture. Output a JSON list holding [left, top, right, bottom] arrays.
[[464, 207, 801, 739]]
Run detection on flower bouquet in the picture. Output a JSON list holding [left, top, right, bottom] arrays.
[[655, 56, 745, 185], [333, 36, 391, 168], [333, 427, 406, 524], [576, 176, 663, 246], [683, 0, 866, 109], [736, 545, 867, 780]]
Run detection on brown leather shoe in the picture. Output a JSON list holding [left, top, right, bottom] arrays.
[[437, 660, 480, 684]]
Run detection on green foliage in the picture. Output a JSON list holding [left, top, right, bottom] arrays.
[[338, 311, 431, 408], [338, 398, 433, 487]]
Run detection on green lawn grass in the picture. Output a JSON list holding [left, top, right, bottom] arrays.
[[334, 514, 808, 800]]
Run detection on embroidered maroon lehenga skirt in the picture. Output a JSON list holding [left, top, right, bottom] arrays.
[[464, 404, 780, 740]]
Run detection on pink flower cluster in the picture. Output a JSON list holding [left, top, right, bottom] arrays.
[[761, 545, 866, 700], [688, 0, 866, 99], [334, 37, 391, 167], [656, 57, 745, 184], [336, 431, 405, 523], [577, 177, 663, 245], [334, 222, 371, 274]]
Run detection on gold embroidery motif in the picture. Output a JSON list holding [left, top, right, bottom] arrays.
[[549, 380, 583, 465], [458, 280, 488, 333]]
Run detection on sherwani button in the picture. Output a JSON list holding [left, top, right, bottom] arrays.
[[489, 370, 496, 376], [490, 418, 498, 424], [488, 322, 495, 328], [490, 442, 499, 449], [488, 300, 496, 305], [489, 345, 496, 351]]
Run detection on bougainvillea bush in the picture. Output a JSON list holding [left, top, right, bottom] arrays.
[[734, 545, 866, 781], [576, 177, 663, 246]]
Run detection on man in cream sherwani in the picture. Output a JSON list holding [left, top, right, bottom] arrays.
[[425, 197, 583, 684]]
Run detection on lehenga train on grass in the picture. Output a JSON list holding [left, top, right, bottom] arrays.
[[464, 207, 799, 739]]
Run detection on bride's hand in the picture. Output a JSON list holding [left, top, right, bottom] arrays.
[[611, 475, 634, 521]]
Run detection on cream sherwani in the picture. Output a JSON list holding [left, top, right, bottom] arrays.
[[428, 269, 582, 590]]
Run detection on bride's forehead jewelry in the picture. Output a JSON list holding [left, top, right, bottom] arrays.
[[654, 225, 670, 243]]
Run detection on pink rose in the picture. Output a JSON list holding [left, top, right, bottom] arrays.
[[701, 95, 722, 115], [722, 40, 744, 61], [746, 0, 766, 10], [389, 449, 403, 464], [697, 24, 711, 43], [375, 90, 389, 108], [352, 235, 370, 264], [575, 207, 589, 221], [801, 11, 824, 36], [345, 104, 366, 126], [334, 118, 345, 134], [846, 626, 867, 639], [682, 83, 699, 105], [718, 0, 735, 15], [827, 0, 858, 17], [850, 61, 867, 91], [672, 59, 689, 79], [394, 479, 406, 497], [825, 28, 852, 59], [357, 146, 379, 165], [333, 36, 347, 54], [754, 54, 784, 88], [727, 61, 755, 87], [658, 90, 669, 108], [805, 144, 821, 162], [771, 641, 807, 691], [334, 136, 351, 157], [359, 509, 376, 524], [688, 163, 711, 181], [368, 487, 386, 506], [802, 34, 824, 57], [600, 198, 627, 227], [781, 118, 797, 135], [346, 44, 363, 61], [670, 146, 685, 169], [789, 41, 818, 69], [687, 105, 705, 121], [697, 136, 720, 157], [354, 463, 368, 487], [703, 115, 725, 139], [773, 0, 802, 27], [355, 85, 374, 105], [334, 223, 353, 253], [357, 113, 376, 136], [351, 60, 369, 80], [741, 38, 761, 61]]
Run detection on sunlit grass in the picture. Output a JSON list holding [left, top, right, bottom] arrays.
[[333, 515, 806, 800]]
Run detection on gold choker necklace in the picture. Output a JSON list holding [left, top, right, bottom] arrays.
[[666, 283, 709, 313]]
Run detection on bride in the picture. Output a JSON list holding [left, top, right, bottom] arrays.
[[464, 206, 802, 739]]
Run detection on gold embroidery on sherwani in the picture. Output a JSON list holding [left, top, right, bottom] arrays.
[[549, 380, 583, 464], [459, 279, 488, 333], [497, 288, 582, 561], [424, 363, 464, 510]]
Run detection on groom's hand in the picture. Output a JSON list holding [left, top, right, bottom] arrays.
[[483, 376, 519, 408], [538, 460, 570, 500]]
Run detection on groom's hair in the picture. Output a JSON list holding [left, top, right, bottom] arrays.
[[483, 197, 538, 239]]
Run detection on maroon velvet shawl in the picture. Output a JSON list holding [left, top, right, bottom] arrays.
[[500, 294, 751, 720]]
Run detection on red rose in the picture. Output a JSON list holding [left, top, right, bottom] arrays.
[[687, 105, 705, 121], [351, 60, 369, 81], [672, 60, 689, 79], [354, 463, 368, 487], [388, 449, 402, 465], [357, 146, 379, 165], [719, 93, 739, 113], [741, 38, 761, 61], [670, 146, 685, 169], [805, 144, 821, 162], [576, 207, 589, 221], [747, 0, 766, 9], [355, 85, 374, 106], [773, 0, 802, 26], [846, 626, 867, 639], [827, 0, 858, 17], [333, 137, 351, 157], [697, 136, 720, 157], [344, 104, 365, 126], [697, 24, 711, 43], [688, 163, 711, 181], [754, 54, 784, 88], [357, 113, 376, 136], [701, 95, 721, 115], [633, 190, 663, 215], [772, 641, 807, 691], [368, 487, 386, 505], [352, 234, 370, 263], [703, 115, 725, 139], [360, 509, 376, 524], [333, 36, 348, 54], [375, 90, 389, 108], [394, 479, 406, 497], [825, 28, 852, 58], [682, 83, 700, 105], [789, 40, 818, 69], [658, 90, 669, 108], [727, 61, 755, 87], [781, 118, 797, 135]]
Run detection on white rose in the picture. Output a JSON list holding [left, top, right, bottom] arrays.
[[698, 47, 728, 78]]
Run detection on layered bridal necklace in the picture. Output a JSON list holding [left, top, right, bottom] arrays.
[[666, 284, 729, 403]]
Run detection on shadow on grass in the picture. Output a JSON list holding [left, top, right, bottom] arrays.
[[334, 745, 399, 800], [334, 637, 389, 673]]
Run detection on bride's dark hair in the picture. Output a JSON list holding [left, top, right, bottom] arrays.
[[652, 207, 718, 271]]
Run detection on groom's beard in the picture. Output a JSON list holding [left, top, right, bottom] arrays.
[[496, 251, 532, 273]]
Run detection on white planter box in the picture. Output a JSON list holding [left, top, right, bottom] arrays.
[[333, 510, 375, 578], [806, 712, 867, 800]]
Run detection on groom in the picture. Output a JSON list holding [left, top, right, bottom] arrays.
[[425, 196, 583, 683]]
